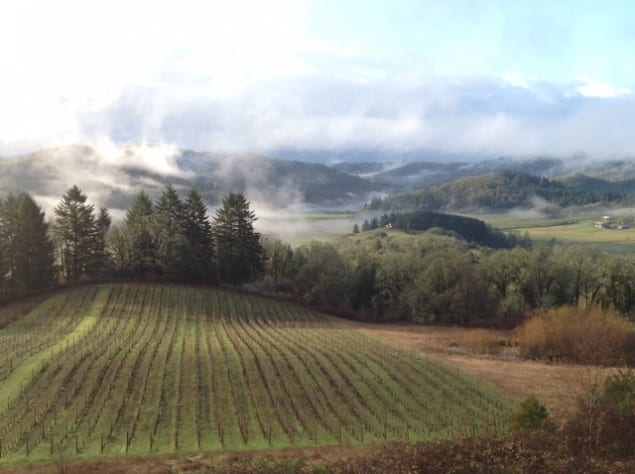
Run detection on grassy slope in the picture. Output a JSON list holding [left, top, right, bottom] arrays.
[[0, 284, 512, 465], [473, 214, 635, 253], [513, 219, 635, 253]]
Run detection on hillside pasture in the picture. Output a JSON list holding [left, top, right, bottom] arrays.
[[514, 219, 635, 253], [0, 285, 512, 463], [475, 214, 635, 253]]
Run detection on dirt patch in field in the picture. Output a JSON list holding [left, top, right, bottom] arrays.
[[357, 323, 616, 421]]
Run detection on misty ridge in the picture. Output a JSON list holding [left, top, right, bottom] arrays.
[[3, 144, 635, 234]]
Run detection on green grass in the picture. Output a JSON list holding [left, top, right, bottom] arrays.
[[467, 213, 635, 253], [0, 284, 513, 463], [513, 219, 635, 253]]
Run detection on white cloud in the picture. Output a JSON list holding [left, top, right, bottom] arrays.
[[576, 77, 631, 98], [0, 0, 310, 153], [1, 2, 635, 160]]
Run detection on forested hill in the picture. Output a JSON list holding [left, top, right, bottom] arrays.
[[0, 146, 382, 211], [365, 171, 629, 213], [360, 211, 521, 248]]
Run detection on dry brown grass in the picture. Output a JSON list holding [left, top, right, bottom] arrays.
[[451, 328, 510, 355], [355, 323, 617, 421]]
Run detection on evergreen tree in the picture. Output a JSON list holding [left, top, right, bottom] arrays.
[[183, 189, 215, 282], [16, 193, 55, 292], [122, 190, 158, 278], [0, 193, 55, 298], [0, 194, 20, 295], [154, 185, 189, 280], [90, 207, 112, 276], [213, 192, 263, 283], [353, 223, 360, 234], [125, 190, 154, 226], [52, 186, 102, 281]]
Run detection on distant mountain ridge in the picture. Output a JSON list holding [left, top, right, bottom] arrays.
[[365, 171, 631, 213], [0, 146, 383, 213], [2, 145, 635, 216]]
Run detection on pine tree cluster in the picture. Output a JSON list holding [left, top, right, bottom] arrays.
[[0, 185, 263, 305], [109, 187, 262, 284]]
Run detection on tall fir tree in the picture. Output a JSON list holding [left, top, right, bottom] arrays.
[[184, 189, 215, 282], [0, 193, 55, 299], [90, 207, 112, 276], [213, 192, 263, 283], [17, 193, 56, 292], [121, 190, 157, 278], [0, 194, 20, 296], [154, 185, 189, 280], [52, 186, 104, 281]]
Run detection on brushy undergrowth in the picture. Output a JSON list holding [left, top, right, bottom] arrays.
[[516, 306, 635, 365], [563, 369, 635, 457], [452, 328, 509, 355]]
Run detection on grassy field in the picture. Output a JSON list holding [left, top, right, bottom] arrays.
[[0, 284, 512, 464], [477, 214, 580, 230], [474, 214, 635, 253], [512, 219, 635, 253]]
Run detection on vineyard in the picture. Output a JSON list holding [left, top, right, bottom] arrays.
[[0, 284, 513, 462]]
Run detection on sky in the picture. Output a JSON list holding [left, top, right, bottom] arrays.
[[1, 0, 635, 160]]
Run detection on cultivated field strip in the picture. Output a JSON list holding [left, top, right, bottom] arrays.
[[0, 284, 513, 460]]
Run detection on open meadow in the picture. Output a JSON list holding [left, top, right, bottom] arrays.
[[477, 215, 635, 253], [357, 324, 619, 421], [0, 284, 512, 466]]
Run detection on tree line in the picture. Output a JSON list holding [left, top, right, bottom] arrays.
[[256, 232, 635, 327], [4, 184, 635, 328], [0, 185, 263, 305]]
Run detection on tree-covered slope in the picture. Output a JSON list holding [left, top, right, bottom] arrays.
[[0, 146, 382, 212], [366, 171, 629, 212], [359, 211, 520, 248]]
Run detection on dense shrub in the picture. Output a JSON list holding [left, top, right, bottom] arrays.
[[517, 306, 635, 365], [510, 396, 551, 431]]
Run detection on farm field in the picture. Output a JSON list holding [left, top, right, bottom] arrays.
[[0, 284, 512, 464], [513, 219, 635, 253], [476, 213, 580, 230], [474, 214, 635, 253]]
